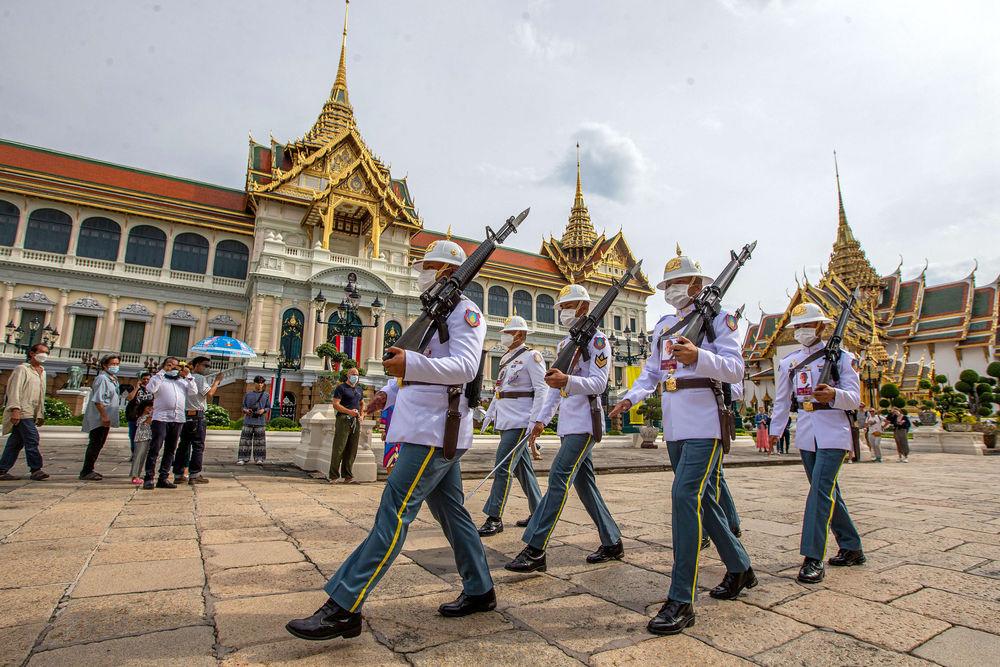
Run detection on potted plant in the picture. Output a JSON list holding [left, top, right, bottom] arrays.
[[636, 394, 662, 449]]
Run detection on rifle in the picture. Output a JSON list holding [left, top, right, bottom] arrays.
[[385, 208, 529, 361], [815, 288, 859, 389], [675, 241, 757, 346]]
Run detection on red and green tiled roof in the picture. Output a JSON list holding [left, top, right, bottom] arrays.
[[959, 286, 997, 348]]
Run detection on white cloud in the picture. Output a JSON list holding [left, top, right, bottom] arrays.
[[512, 19, 576, 61], [546, 123, 654, 204]]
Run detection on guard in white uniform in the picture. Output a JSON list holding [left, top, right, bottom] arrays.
[[287, 239, 495, 642], [505, 284, 623, 573], [768, 302, 864, 584], [478, 316, 546, 536], [611, 247, 753, 636]]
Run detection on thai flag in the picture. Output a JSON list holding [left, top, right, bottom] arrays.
[[333, 334, 363, 363], [268, 376, 286, 410]]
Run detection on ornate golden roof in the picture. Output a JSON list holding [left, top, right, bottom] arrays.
[[304, 1, 355, 144], [827, 153, 882, 292], [560, 144, 598, 253]]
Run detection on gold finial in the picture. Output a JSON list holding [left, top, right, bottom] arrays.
[[333, 0, 350, 103], [676, 242, 683, 257], [575, 142, 583, 201], [445, 225, 452, 240], [560, 142, 597, 255]]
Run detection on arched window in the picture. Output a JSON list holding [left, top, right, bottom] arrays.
[[76, 217, 120, 261], [280, 308, 305, 366], [487, 286, 509, 317], [464, 282, 484, 311], [536, 294, 555, 324], [213, 240, 249, 279], [24, 208, 71, 253], [125, 225, 167, 267], [171, 232, 209, 274], [513, 290, 533, 320], [0, 200, 18, 247]]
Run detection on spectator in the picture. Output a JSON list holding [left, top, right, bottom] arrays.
[[79, 355, 121, 480], [328, 367, 365, 484], [129, 399, 154, 485], [143, 357, 196, 490], [173, 356, 221, 485], [888, 408, 911, 463], [0, 343, 50, 481], [777, 423, 791, 455], [864, 408, 884, 462], [754, 407, 771, 453], [125, 372, 153, 460], [239, 376, 270, 465]]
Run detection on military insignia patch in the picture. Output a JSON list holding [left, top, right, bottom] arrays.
[[725, 314, 738, 331], [464, 309, 481, 327], [558, 285, 572, 299], [851, 357, 860, 371], [533, 351, 543, 364], [593, 336, 607, 350], [792, 304, 807, 316], [595, 353, 608, 368], [664, 257, 682, 272]]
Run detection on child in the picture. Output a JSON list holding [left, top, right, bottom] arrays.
[[130, 400, 154, 485]]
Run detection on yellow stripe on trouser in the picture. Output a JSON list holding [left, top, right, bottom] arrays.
[[498, 428, 527, 516], [350, 446, 436, 612], [541, 435, 592, 550], [820, 452, 847, 560], [691, 439, 720, 595], [715, 455, 722, 501]]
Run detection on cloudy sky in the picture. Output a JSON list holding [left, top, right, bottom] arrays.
[[1, 0, 997, 325]]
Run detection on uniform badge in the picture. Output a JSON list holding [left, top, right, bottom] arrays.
[[595, 353, 608, 368], [593, 336, 607, 350], [851, 357, 860, 371], [792, 304, 807, 316], [464, 309, 480, 327], [664, 257, 682, 273], [532, 351, 543, 364], [725, 314, 738, 331]]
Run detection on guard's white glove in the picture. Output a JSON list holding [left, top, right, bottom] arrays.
[[481, 418, 493, 432]]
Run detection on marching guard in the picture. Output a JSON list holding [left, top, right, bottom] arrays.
[[478, 315, 546, 537], [286, 238, 496, 641], [768, 302, 865, 584]]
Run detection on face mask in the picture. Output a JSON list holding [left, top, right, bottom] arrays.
[[165, 370, 180, 378], [347, 375, 359, 386], [107, 365, 120, 375], [416, 268, 439, 291], [663, 284, 692, 309], [500, 333, 515, 347], [559, 309, 579, 328], [794, 328, 819, 347], [33, 353, 49, 363]]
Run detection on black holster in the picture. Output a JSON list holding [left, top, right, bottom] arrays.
[[587, 395, 603, 443], [443, 385, 463, 460]]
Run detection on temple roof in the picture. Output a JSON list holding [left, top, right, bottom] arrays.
[[826, 154, 882, 291], [560, 144, 598, 250]]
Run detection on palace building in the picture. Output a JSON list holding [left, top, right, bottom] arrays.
[[0, 3, 652, 417], [742, 161, 999, 409]]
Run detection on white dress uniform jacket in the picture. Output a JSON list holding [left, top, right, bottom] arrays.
[[483, 344, 548, 431], [379, 380, 399, 411], [622, 307, 744, 441], [768, 342, 860, 452], [387, 296, 487, 451], [537, 331, 610, 437]]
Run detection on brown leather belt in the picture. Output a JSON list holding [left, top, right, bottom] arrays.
[[497, 390, 534, 399], [661, 377, 734, 453], [670, 378, 715, 391], [402, 380, 447, 387], [800, 402, 835, 412]]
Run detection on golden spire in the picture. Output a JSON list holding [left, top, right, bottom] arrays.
[[574, 143, 584, 207], [305, 0, 355, 143], [826, 151, 881, 292], [865, 297, 888, 366], [560, 142, 598, 258]]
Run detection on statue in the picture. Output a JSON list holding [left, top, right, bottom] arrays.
[[66, 366, 84, 390]]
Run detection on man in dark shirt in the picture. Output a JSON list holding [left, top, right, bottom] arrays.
[[329, 367, 365, 483]]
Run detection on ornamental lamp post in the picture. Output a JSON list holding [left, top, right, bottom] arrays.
[[861, 361, 881, 410]]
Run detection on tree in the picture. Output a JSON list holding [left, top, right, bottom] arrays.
[[636, 394, 662, 426], [880, 383, 900, 401]]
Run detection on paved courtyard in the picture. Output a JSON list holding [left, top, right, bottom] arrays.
[[2, 454, 999, 666]]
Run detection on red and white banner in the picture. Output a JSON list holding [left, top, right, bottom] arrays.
[[268, 376, 286, 408], [332, 334, 363, 364]]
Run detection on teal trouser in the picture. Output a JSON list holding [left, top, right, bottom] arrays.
[[482, 427, 542, 519], [324, 444, 493, 612], [714, 456, 741, 534], [667, 439, 751, 603], [799, 448, 862, 560], [521, 433, 621, 551]]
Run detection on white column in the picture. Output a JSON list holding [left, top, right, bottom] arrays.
[[116, 218, 129, 263], [162, 226, 175, 272], [373, 313, 385, 355], [270, 297, 283, 353], [205, 237, 217, 277], [0, 282, 13, 329], [103, 296, 119, 351], [303, 304, 317, 357], [13, 204, 28, 248], [67, 214, 82, 256], [251, 295, 264, 350], [197, 306, 209, 341], [54, 289, 69, 336], [151, 302, 166, 354]]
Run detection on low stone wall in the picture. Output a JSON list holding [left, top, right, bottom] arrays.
[[907, 428, 985, 455]]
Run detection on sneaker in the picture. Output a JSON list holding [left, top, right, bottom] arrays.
[[255, 459, 264, 465], [0, 472, 21, 481], [142, 480, 155, 490], [30, 470, 50, 481], [131, 477, 142, 486], [156, 478, 178, 489], [174, 475, 188, 484], [79, 471, 103, 481], [189, 476, 209, 485], [236, 460, 246, 466]]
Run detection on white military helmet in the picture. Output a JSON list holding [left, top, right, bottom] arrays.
[[656, 243, 714, 290], [556, 284, 591, 306], [412, 237, 466, 271], [787, 302, 833, 328], [501, 315, 530, 333]]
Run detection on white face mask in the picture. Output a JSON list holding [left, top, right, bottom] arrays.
[[416, 268, 439, 291], [33, 352, 49, 364], [500, 333, 515, 348], [663, 284, 692, 309], [794, 328, 819, 347], [559, 309, 579, 328]]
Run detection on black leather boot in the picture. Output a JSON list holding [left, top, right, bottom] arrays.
[[586, 540, 624, 564], [709, 567, 758, 600], [647, 599, 695, 636], [438, 588, 497, 617], [156, 478, 177, 489], [505, 545, 546, 572], [828, 548, 866, 567], [798, 557, 825, 584], [285, 599, 363, 641], [477, 516, 503, 537], [732, 526, 742, 538]]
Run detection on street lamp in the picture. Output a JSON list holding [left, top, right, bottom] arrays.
[[861, 361, 882, 410], [41, 324, 59, 348], [609, 327, 649, 367], [260, 350, 295, 419], [314, 273, 383, 338]]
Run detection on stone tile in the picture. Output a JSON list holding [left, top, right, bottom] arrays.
[[0, 537, 97, 588], [209, 562, 326, 599], [952, 541, 1000, 561], [569, 562, 670, 613], [592, 633, 753, 666], [42, 588, 206, 648], [72, 557, 205, 598], [754, 629, 935, 666], [872, 542, 988, 571], [27, 625, 216, 667], [367, 563, 453, 601], [409, 629, 580, 666], [697, 565, 808, 609], [0, 584, 65, 628], [0, 623, 45, 667], [364, 592, 513, 653], [113, 512, 195, 528], [504, 593, 648, 656], [303, 544, 366, 578], [886, 563, 1000, 602], [968, 559, 1000, 579], [221, 631, 407, 666], [8, 520, 112, 541], [289, 525, 370, 549], [773, 589, 950, 652], [621, 547, 673, 576], [196, 513, 275, 530], [204, 540, 303, 571], [934, 527, 1000, 546], [494, 572, 579, 611], [865, 528, 964, 551], [215, 591, 322, 649], [892, 587, 1000, 634], [819, 565, 923, 603], [104, 525, 198, 542], [685, 598, 811, 657], [90, 539, 201, 565], [913, 626, 1000, 666], [738, 517, 802, 537], [200, 526, 289, 544]]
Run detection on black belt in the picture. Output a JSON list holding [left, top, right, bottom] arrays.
[[662, 377, 734, 452], [497, 390, 534, 399], [800, 402, 836, 412], [402, 380, 448, 387]]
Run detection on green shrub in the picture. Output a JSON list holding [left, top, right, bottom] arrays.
[[205, 404, 231, 428], [891, 397, 906, 408], [987, 362, 1000, 380], [918, 378, 932, 390], [230, 418, 244, 430], [959, 369, 980, 384], [607, 429, 623, 436], [44, 398, 72, 420], [880, 383, 901, 400], [45, 415, 84, 426], [267, 416, 297, 429], [906, 399, 918, 406], [978, 406, 993, 417], [934, 374, 948, 384], [878, 398, 891, 408]]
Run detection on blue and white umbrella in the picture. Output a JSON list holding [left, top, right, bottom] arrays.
[[189, 335, 257, 359]]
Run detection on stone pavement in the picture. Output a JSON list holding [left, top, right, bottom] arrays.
[[2, 454, 999, 666]]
